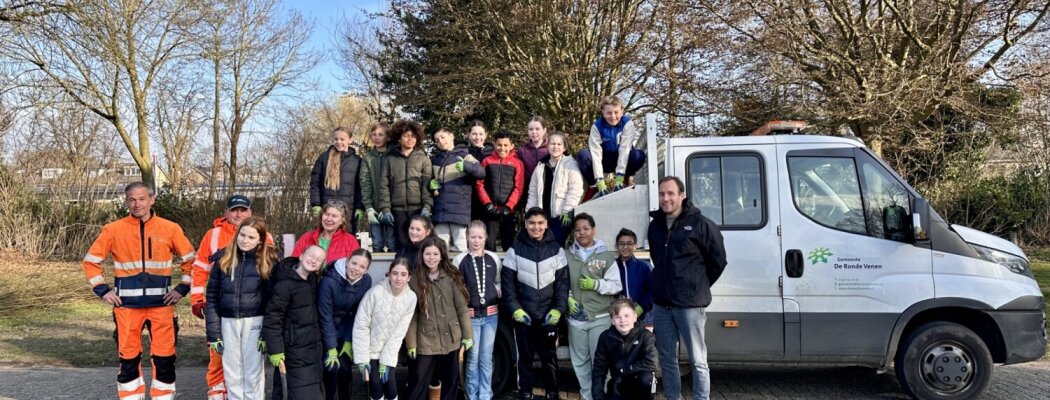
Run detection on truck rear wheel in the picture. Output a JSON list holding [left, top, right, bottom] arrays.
[[894, 322, 992, 400]]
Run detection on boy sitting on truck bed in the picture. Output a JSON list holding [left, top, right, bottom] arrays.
[[577, 95, 646, 196]]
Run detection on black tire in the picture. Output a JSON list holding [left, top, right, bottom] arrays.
[[491, 319, 516, 396], [894, 321, 993, 400]]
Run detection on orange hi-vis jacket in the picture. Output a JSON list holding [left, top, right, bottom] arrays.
[[190, 217, 237, 305], [190, 217, 276, 305], [82, 213, 196, 308]]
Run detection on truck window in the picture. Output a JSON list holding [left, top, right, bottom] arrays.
[[688, 154, 765, 229], [859, 155, 913, 242], [787, 157, 866, 235]]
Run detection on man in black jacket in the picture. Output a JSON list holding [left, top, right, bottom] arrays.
[[647, 176, 727, 400]]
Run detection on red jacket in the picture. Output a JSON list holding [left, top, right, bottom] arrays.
[[291, 228, 360, 265], [477, 151, 525, 210]]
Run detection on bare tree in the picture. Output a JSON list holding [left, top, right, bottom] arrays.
[[335, 12, 397, 121], [198, 0, 318, 197], [0, 0, 201, 186], [153, 71, 207, 198], [694, 0, 1050, 153]]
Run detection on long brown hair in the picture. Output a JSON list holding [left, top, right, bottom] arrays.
[[325, 127, 351, 191], [219, 217, 278, 280], [412, 237, 469, 316]]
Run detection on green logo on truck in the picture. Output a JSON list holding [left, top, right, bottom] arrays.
[[809, 247, 833, 264]]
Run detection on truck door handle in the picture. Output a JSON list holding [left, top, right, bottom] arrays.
[[786, 249, 804, 278]]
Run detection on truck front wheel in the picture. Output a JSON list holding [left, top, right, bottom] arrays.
[[894, 322, 993, 400]]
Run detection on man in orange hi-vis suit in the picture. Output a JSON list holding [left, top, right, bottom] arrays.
[[82, 182, 196, 400], [189, 194, 266, 400]]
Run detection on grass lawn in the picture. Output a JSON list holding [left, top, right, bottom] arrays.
[[0, 254, 208, 367]]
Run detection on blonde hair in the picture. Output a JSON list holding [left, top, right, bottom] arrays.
[[325, 127, 351, 191], [599, 95, 624, 110], [219, 217, 278, 280]]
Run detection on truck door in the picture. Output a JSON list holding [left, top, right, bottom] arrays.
[[670, 142, 784, 361], [776, 145, 934, 363]]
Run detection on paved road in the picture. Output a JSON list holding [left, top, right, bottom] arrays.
[[1, 360, 1048, 399]]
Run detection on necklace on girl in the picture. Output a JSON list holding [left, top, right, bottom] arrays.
[[472, 254, 486, 305]]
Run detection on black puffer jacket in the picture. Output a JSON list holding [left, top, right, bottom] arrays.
[[263, 257, 322, 394], [592, 325, 658, 400], [501, 229, 569, 321], [204, 249, 271, 342], [647, 200, 727, 308], [379, 146, 433, 212], [310, 146, 363, 209]]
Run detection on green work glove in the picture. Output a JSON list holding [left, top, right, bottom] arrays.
[[462, 338, 474, 351], [257, 338, 266, 352], [380, 210, 395, 225], [512, 308, 532, 325], [269, 352, 285, 367], [560, 212, 572, 227], [339, 341, 352, 358], [407, 347, 417, 359], [366, 208, 380, 225], [379, 363, 390, 383], [355, 209, 365, 222], [311, 206, 321, 217], [544, 309, 562, 326], [568, 297, 581, 316], [634, 304, 644, 317], [595, 181, 608, 196], [357, 363, 369, 378], [428, 179, 441, 191], [579, 275, 598, 291], [325, 348, 340, 370], [614, 174, 625, 190], [208, 339, 224, 355], [455, 156, 465, 172]]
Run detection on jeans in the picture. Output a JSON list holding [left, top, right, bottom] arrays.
[[577, 148, 646, 186], [466, 314, 499, 400], [653, 305, 709, 400], [568, 316, 609, 400], [369, 223, 396, 252]]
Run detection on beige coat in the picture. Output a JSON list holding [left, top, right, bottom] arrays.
[[526, 155, 585, 215]]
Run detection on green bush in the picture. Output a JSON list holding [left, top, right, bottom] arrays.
[[937, 167, 1049, 244]]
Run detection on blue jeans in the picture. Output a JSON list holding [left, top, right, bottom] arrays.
[[653, 305, 709, 400], [466, 314, 498, 400], [369, 222, 395, 252]]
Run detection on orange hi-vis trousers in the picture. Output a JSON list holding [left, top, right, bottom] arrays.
[[114, 306, 179, 400], [207, 347, 226, 399]]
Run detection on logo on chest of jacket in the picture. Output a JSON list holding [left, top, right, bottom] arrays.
[[587, 260, 607, 273], [683, 226, 693, 231]]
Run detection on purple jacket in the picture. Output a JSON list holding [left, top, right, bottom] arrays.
[[516, 139, 548, 206]]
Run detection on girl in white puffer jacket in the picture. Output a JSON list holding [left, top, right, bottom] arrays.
[[353, 258, 417, 400]]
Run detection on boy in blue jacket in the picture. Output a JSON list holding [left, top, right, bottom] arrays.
[[318, 249, 374, 400], [614, 228, 653, 325], [577, 96, 646, 196]]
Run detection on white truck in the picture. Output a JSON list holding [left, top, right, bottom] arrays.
[[347, 116, 1046, 399], [575, 116, 1047, 399]]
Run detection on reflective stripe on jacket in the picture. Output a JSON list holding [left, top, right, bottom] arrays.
[[82, 213, 195, 308]]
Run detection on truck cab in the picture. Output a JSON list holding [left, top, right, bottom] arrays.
[[575, 116, 1046, 399]]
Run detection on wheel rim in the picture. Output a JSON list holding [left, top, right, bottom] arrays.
[[918, 340, 976, 394]]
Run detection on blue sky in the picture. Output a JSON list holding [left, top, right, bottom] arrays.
[[282, 0, 387, 96]]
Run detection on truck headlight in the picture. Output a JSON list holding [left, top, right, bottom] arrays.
[[970, 244, 1033, 279]]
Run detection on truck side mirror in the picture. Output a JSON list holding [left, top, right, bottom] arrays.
[[911, 197, 930, 242]]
